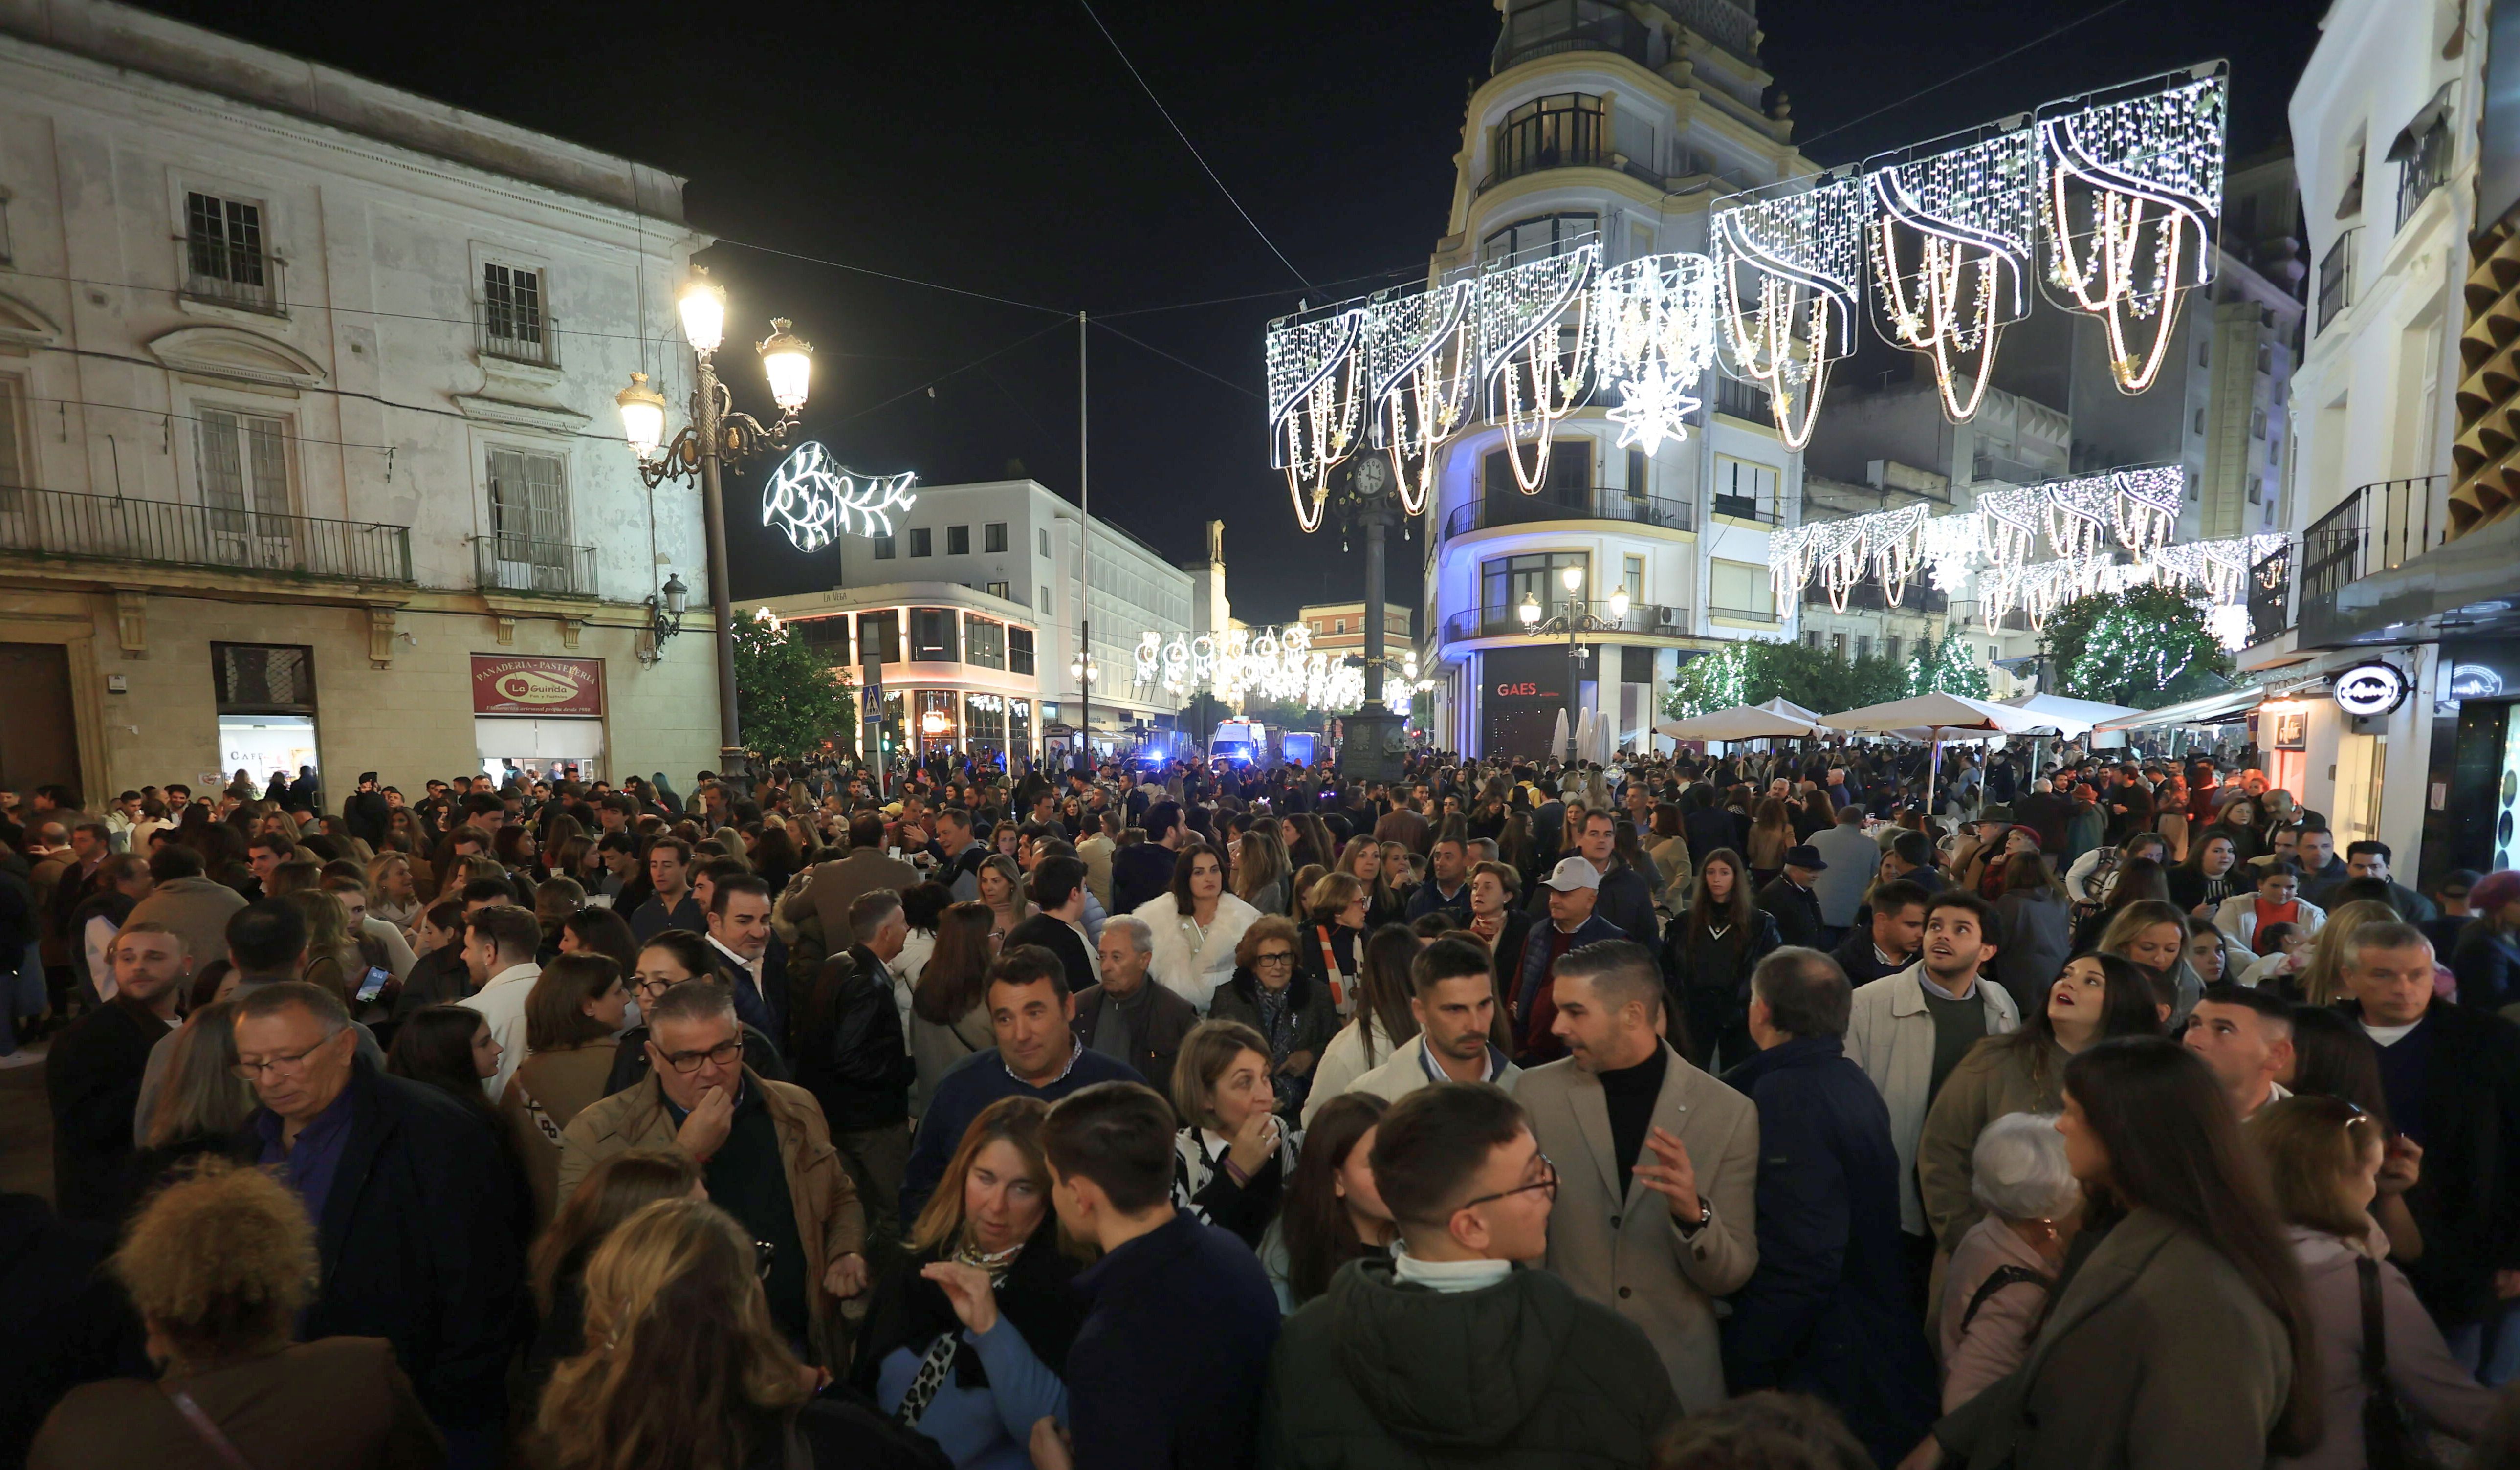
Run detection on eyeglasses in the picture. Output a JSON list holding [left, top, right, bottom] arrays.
[[661, 1037, 743, 1073], [1454, 1152, 1558, 1212], [230, 1036, 338, 1081], [1253, 950, 1296, 966]]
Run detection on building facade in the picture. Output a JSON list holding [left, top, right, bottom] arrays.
[[0, 0, 719, 801], [1421, 0, 1811, 760], [751, 479, 1214, 765], [1297, 600, 1410, 655]]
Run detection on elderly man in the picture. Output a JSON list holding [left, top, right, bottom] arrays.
[[229, 981, 521, 1452], [47, 921, 187, 1220], [2339, 921, 2520, 1370], [559, 980, 866, 1364], [1511, 856, 1625, 1064], [1516, 938, 1756, 1412], [2183, 982, 2294, 1117], [1072, 914, 1197, 1098]]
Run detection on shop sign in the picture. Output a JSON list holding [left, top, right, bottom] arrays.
[[472, 655, 605, 716], [2332, 661, 2409, 718]]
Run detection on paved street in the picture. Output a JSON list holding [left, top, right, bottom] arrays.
[[1, 1046, 54, 1201]]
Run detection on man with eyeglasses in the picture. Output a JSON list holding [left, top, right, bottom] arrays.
[[1262, 1080, 1677, 1465], [559, 980, 867, 1367], [226, 980, 522, 1461], [1515, 938, 1757, 1413]]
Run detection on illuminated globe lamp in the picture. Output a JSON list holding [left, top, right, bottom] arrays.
[[678, 269, 728, 355], [919, 709, 953, 737], [759, 318, 814, 413], [615, 373, 667, 461], [1518, 594, 1543, 628]]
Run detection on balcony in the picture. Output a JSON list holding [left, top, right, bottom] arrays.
[[182, 235, 285, 315], [2396, 121, 2452, 233], [2317, 229, 2358, 335], [2298, 475, 2446, 646], [1494, 0, 1649, 70], [1445, 486, 1694, 539], [1442, 598, 1691, 643], [0, 484, 410, 583], [1801, 580, 1951, 616], [1714, 376, 1771, 423], [472, 533, 598, 599], [2247, 541, 2293, 644]]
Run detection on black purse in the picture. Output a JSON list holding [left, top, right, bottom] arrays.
[[2356, 1256, 2449, 1470]]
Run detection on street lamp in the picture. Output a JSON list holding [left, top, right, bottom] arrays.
[[617, 265, 814, 780], [1521, 563, 1631, 764]]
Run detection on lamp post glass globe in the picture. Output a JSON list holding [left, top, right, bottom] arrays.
[[1561, 564, 1585, 594], [1518, 594, 1543, 627], [660, 572, 689, 619], [678, 272, 728, 354], [759, 318, 813, 412], [1609, 589, 1630, 622], [616, 372, 668, 460]]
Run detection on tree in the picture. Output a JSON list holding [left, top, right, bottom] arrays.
[[2040, 585, 2232, 709], [1906, 633, 1989, 698], [1663, 638, 1906, 719], [731, 610, 855, 760]]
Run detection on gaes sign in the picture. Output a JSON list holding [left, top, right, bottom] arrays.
[[2332, 661, 2409, 718]]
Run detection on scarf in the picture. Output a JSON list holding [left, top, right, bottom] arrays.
[[851, 1226, 1084, 1412]]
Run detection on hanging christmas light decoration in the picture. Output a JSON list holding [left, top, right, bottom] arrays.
[[1868, 503, 1934, 604], [2111, 466, 2186, 558], [1362, 278, 1478, 514], [2037, 64, 2228, 394], [2043, 474, 2123, 560], [1712, 170, 1866, 451], [759, 441, 919, 552], [1920, 511, 1985, 595], [1590, 252, 1720, 455], [1865, 121, 2038, 423], [1477, 240, 1600, 492], [1264, 304, 1368, 530]]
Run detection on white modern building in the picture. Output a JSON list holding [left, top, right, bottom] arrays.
[[0, 0, 721, 798], [753, 481, 1222, 766], [1421, 0, 1811, 760]]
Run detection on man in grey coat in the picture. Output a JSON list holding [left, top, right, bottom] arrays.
[[1808, 805, 1884, 947]]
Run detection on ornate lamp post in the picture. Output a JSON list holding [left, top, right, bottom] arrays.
[[616, 266, 812, 780], [1318, 453, 1414, 782], [1517, 562, 1628, 765]]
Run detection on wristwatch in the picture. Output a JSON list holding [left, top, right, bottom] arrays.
[[1675, 1200, 1712, 1236]]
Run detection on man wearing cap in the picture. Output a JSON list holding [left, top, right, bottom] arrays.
[[1756, 845, 1828, 951], [2425, 869, 2482, 957], [1511, 856, 1626, 1065]]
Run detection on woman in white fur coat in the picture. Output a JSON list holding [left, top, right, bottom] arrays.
[[1133, 841, 1261, 1014]]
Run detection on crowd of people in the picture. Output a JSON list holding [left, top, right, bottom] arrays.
[[4, 738, 2520, 1469]]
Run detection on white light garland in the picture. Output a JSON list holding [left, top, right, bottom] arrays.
[[1265, 307, 1367, 530], [1478, 241, 1600, 492], [2043, 474, 2122, 561], [1866, 125, 2037, 422], [1591, 252, 1719, 454], [759, 441, 919, 552], [1712, 173, 1866, 450], [2111, 466, 2185, 559], [1362, 279, 1477, 515], [2038, 67, 2227, 393]]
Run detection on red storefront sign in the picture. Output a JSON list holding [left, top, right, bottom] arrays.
[[471, 655, 605, 717]]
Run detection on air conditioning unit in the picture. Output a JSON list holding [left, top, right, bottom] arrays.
[[1657, 606, 1687, 629]]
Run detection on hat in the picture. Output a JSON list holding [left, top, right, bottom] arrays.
[[1782, 844, 1828, 872], [1539, 856, 1602, 892], [1979, 803, 2013, 823]]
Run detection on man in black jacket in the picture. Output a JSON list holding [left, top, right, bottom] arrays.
[[227, 981, 522, 1459], [1757, 845, 1828, 950], [1111, 801, 1185, 916], [1008, 857, 1098, 994], [46, 921, 187, 1220], [341, 772, 391, 850], [793, 888, 917, 1242], [1073, 914, 1199, 1100], [2341, 921, 2520, 1358], [1831, 880, 1928, 988]]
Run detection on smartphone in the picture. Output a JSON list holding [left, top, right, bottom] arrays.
[[354, 966, 392, 1004]]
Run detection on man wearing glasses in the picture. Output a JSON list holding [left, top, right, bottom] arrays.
[[228, 980, 522, 1463], [559, 980, 868, 1368], [1262, 1081, 1678, 1464]]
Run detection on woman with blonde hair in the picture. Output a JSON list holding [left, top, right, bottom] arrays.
[[278, 888, 363, 1006], [29, 1161, 442, 1469], [852, 1097, 1082, 1467], [127, 1001, 259, 1211], [1169, 1018, 1297, 1248], [537, 1198, 915, 1469], [2289, 898, 2405, 1007], [1335, 835, 1404, 928], [1746, 795, 1797, 883], [524, 1148, 703, 1392], [1297, 870, 1369, 1010], [976, 853, 1031, 939], [365, 849, 421, 931]]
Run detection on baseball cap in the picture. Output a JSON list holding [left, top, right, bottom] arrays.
[[1782, 844, 1829, 872], [1539, 856, 1601, 892]]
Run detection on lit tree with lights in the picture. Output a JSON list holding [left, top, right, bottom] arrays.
[[1665, 641, 1760, 719], [2043, 586, 2232, 709], [731, 609, 855, 760], [1906, 633, 1988, 698]]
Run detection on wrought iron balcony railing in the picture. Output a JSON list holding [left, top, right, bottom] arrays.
[[1442, 598, 1690, 642], [0, 484, 411, 582], [472, 533, 598, 598], [2298, 475, 2445, 645]]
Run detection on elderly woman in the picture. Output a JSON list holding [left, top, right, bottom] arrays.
[[1938, 1112, 2082, 1411], [1169, 1018, 1300, 1248], [29, 1162, 443, 1468], [1132, 841, 1261, 1014], [1207, 915, 1338, 1121]]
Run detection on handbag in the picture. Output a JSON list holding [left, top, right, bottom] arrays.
[[2356, 1256, 2449, 1470]]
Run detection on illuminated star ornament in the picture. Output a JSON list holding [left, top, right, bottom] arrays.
[[1592, 252, 1718, 453], [760, 440, 918, 552]]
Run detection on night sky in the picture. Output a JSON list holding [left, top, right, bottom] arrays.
[[141, 0, 2327, 623]]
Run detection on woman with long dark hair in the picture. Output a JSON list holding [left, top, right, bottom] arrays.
[[1660, 847, 1778, 1070], [910, 901, 1000, 1109], [1258, 1092, 1394, 1313], [1300, 924, 1423, 1126], [1992, 847, 2073, 1015], [2167, 832, 2246, 916], [1916, 951, 2162, 1251], [1917, 1039, 2322, 1468]]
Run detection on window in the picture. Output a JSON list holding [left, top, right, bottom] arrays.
[[1622, 554, 1644, 605], [1334, 619, 1346, 634], [1490, 93, 1606, 187], [1480, 212, 1598, 263], [481, 263, 550, 365], [212, 642, 316, 712], [197, 409, 293, 531], [789, 616, 850, 665], [0, 375, 27, 510], [1887, 636, 1903, 665], [947, 525, 970, 555], [1480, 551, 1589, 620], [2198, 337, 2210, 367], [1804, 630, 1823, 649], [1038, 583, 1051, 612], [964, 692, 1007, 750], [910, 527, 932, 557], [1713, 457, 1776, 520], [483, 447, 572, 591], [874, 534, 896, 560], [1626, 446, 1648, 497], [985, 522, 1008, 553], [2257, 342, 2274, 373], [2250, 408, 2267, 439], [910, 608, 958, 662], [2193, 408, 2206, 435], [965, 615, 1006, 670], [1708, 558, 1773, 619], [184, 192, 275, 310], [859, 610, 901, 663], [1039, 528, 1050, 557], [1832, 632, 1848, 657], [1010, 625, 1036, 676], [2248, 475, 2263, 505], [1856, 634, 1873, 660], [986, 580, 1010, 599], [2268, 436, 2281, 466]]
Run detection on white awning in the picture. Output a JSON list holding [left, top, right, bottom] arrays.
[[2090, 685, 2266, 732]]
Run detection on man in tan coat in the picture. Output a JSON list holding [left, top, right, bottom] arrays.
[[1515, 938, 1758, 1411], [779, 812, 920, 976], [558, 980, 867, 1364]]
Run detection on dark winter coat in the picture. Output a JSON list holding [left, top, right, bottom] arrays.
[[2345, 998, 2520, 1327], [791, 947, 917, 1133], [44, 998, 168, 1222], [1755, 875, 1825, 950]]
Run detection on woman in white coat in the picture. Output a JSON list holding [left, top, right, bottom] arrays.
[[1133, 840, 1261, 1014], [2211, 862, 2326, 954]]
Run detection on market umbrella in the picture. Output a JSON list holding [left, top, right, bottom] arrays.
[[1755, 696, 1824, 725], [1551, 707, 1570, 760], [1997, 692, 2140, 777], [1575, 707, 1597, 762], [1655, 705, 1822, 742], [1819, 693, 2048, 814]]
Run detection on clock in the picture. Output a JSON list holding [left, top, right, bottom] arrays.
[[1351, 454, 1392, 498]]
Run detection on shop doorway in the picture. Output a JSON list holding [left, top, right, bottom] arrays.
[[0, 643, 79, 797], [2335, 732, 2387, 845], [475, 716, 605, 785]]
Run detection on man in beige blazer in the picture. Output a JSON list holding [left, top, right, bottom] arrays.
[[1516, 938, 1759, 1411]]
